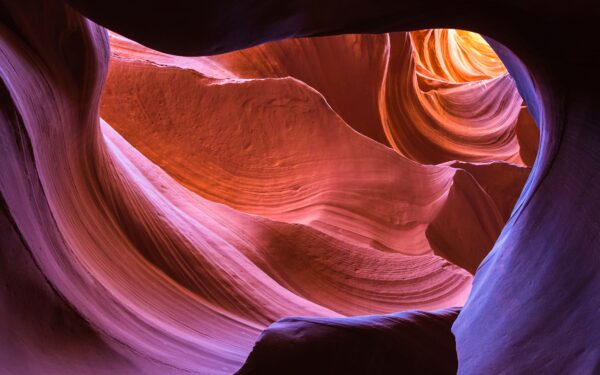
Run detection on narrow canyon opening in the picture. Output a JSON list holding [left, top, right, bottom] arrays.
[[0, 3, 539, 370], [81, 29, 539, 373], [99, 28, 538, 324]]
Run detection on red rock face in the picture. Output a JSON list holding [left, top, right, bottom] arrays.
[[7, 0, 597, 374]]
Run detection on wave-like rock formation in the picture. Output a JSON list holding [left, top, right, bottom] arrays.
[[4, 0, 595, 374], [381, 32, 537, 165]]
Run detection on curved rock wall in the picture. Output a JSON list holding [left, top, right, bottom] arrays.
[[3, 0, 591, 374]]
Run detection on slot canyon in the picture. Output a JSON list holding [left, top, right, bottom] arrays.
[[0, 1, 597, 374]]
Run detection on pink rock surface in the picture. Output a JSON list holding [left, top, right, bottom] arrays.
[[55, 0, 600, 371], [1, 0, 572, 374]]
